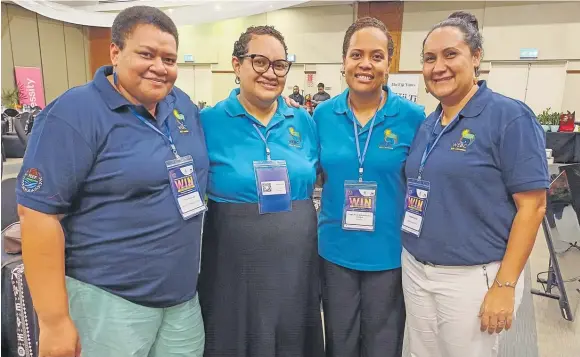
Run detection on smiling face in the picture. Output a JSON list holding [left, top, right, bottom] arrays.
[[232, 34, 287, 106], [422, 26, 481, 103], [343, 27, 390, 96], [110, 24, 177, 106]]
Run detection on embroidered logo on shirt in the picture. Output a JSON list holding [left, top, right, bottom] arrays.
[[173, 109, 189, 134], [379, 129, 398, 149], [451, 129, 476, 152], [21, 168, 43, 193], [288, 126, 302, 148]]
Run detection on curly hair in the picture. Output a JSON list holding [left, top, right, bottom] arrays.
[[342, 17, 394, 61], [232, 25, 288, 58], [112, 6, 179, 50]]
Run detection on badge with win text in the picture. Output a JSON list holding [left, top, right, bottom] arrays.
[[342, 181, 377, 231], [402, 178, 430, 237], [166, 155, 206, 220]]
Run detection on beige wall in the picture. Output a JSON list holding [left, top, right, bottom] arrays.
[[1, 4, 90, 105], [400, 1, 580, 114], [177, 4, 355, 105]]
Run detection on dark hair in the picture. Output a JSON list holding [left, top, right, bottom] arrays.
[[317, 83, 324, 88], [232, 25, 288, 58], [112, 6, 179, 50], [422, 11, 484, 76], [342, 17, 394, 61]]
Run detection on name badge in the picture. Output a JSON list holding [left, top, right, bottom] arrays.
[[166, 155, 207, 220], [253, 160, 292, 214], [402, 178, 430, 237], [342, 181, 377, 231]]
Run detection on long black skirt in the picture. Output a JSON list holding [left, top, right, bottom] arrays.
[[198, 199, 324, 357]]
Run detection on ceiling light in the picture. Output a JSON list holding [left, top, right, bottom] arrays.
[[214, 4, 221, 11]]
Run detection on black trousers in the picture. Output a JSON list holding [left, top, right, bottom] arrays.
[[321, 258, 406, 357]]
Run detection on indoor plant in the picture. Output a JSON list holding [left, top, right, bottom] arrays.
[[537, 108, 551, 132]]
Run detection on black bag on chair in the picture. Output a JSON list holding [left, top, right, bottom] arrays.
[[1, 224, 39, 357]]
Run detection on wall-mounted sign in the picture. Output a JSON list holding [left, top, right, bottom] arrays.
[[520, 48, 539, 60], [184, 54, 194, 63], [287, 54, 296, 62], [387, 73, 419, 103]]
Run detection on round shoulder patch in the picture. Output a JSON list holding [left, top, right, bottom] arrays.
[[21, 168, 43, 193]]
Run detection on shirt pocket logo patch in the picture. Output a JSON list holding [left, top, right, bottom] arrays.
[[451, 129, 476, 152], [288, 126, 303, 148], [379, 129, 398, 149]]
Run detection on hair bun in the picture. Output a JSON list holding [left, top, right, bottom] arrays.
[[448, 11, 479, 30]]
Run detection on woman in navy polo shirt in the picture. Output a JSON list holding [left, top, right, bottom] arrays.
[[402, 12, 549, 357], [16, 6, 207, 357], [315, 18, 425, 357], [198, 26, 324, 357]]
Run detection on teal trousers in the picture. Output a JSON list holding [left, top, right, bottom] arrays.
[[66, 277, 204, 357]]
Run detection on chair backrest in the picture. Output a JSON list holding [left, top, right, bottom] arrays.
[[13, 117, 28, 147], [1, 178, 19, 230]]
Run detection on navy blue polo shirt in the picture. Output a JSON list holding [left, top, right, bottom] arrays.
[[403, 81, 549, 266], [200, 88, 318, 203], [317, 86, 425, 271], [16, 66, 208, 308]]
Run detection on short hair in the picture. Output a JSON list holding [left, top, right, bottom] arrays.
[[422, 11, 484, 76], [232, 25, 288, 58], [342, 17, 394, 61], [112, 6, 179, 50], [317, 83, 325, 88]]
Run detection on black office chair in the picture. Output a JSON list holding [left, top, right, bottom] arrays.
[[1, 178, 18, 231], [13, 115, 28, 148]]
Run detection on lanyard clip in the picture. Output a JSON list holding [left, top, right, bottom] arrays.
[[358, 167, 364, 182], [266, 147, 271, 161], [171, 144, 180, 159]]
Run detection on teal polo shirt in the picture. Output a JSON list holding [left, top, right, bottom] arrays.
[[316, 86, 425, 271], [201, 89, 318, 203]]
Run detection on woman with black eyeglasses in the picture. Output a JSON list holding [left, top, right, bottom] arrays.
[[197, 26, 324, 357]]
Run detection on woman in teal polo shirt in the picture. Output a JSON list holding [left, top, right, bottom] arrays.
[[198, 26, 324, 357], [315, 17, 425, 357], [402, 12, 548, 357]]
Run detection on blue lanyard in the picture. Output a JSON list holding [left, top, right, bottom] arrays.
[[350, 94, 383, 182], [418, 112, 459, 180], [253, 124, 272, 160], [130, 107, 179, 158]]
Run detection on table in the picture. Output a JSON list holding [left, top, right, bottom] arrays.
[[546, 132, 580, 163]]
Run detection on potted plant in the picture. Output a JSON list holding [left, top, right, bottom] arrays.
[[1, 88, 20, 109], [549, 110, 561, 133], [537, 108, 551, 132]]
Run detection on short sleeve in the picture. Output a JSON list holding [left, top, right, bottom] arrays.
[[499, 114, 549, 194], [16, 111, 95, 214]]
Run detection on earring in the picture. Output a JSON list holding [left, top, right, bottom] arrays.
[[425, 87, 429, 93], [235, 77, 240, 84], [113, 71, 118, 86], [341, 70, 345, 77]]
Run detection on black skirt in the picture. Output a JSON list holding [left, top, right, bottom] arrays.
[[198, 199, 324, 357]]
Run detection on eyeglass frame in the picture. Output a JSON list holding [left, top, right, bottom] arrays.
[[237, 54, 292, 77]]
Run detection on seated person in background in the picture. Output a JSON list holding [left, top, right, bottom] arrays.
[[16, 6, 207, 357], [289, 85, 305, 105], [312, 82, 331, 108], [304, 93, 313, 115]]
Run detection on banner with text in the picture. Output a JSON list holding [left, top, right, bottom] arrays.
[[388, 74, 419, 103], [14, 66, 46, 108]]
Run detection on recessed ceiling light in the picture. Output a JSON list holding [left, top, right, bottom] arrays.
[[167, 8, 173, 13]]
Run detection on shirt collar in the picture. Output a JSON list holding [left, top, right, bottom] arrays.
[[333, 85, 401, 126], [432, 80, 492, 119], [223, 88, 294, 120], [92, 65, 176, 124]]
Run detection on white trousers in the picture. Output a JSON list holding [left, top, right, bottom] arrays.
[[401, 249, 524, 357]]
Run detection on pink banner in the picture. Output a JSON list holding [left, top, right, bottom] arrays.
[[14, 66, 46, 108]]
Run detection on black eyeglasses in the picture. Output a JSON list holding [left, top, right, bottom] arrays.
[[238, 54, 292, 77]]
